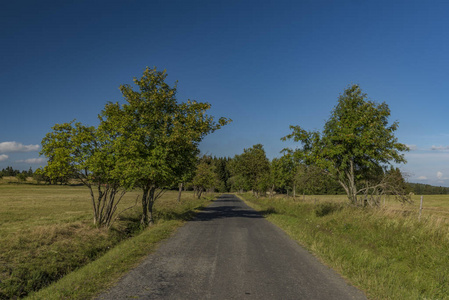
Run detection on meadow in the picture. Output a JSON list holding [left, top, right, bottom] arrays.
[[241, 193, 449, 300], [0, 180, 214, 299], [287, 193, 449, 221], [2, 175, 449, 300]]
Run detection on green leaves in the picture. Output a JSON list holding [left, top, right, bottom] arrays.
[[40, 66, 230, 226], [229, 144, 270, 195], [192, 157, 219, 198], [102, 67, 231, 192], [283, 84, 409, 205]]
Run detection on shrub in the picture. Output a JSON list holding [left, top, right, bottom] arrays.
[[314, 202, 343, 217]]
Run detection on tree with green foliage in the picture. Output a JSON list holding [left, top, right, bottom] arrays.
[[280, 153, 302, 197], [192, 157, 219, 199], [230, 144, 270, 197], [228, 173, 247, 193], [16, 172, 27, 182], [228, 155, 248, 193], [268, 155, 294, 197], [267, 158, 282, 197], [41, 121, 128, 227], [294, 163, 316, 197], [99, 67, 230, 225], [33, 168, 49, 184], [40, 123, 77, 185], [283, 84, 409, 206], [41, 68, 230, 227], [213, 157, 231, 192]]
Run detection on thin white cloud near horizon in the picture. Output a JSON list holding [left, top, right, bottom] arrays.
[[0, 141, 40, 153], [0, 154, 8, 162], [431, 145, 449, 151], [15, 158, 47, 164]]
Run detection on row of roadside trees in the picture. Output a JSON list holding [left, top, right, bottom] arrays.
[[40, 67, 230, 228], [192, 85, 411, 207], [38, 72, 418, 228]]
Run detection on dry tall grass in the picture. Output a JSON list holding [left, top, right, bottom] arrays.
[[0, 183, 212, 299], [242, 192, 449, 299]]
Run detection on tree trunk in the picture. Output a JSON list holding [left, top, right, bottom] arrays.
[[148, 187, 156, 225], [344, 160, 358, 205], [177, 183, 183, 202], [96, 184, 104, 226], [140, 187, 149, 226], [87, 185, 98, 225]]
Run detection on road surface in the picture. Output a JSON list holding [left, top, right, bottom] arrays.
[[98, 194, 367, 299]]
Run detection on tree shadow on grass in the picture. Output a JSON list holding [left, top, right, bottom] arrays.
[[156, 209, 202, 222]]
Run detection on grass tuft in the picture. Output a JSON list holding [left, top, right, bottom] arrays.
[[314, 202, 344, 217]]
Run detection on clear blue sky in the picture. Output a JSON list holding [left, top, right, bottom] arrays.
[[1, 0, 449, 186]]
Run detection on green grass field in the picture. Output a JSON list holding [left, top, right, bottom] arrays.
[[0, 182, 214, 299], [2, 179, 449, 299], [283, 193, 449, 221], [241, 193, 449, 300]]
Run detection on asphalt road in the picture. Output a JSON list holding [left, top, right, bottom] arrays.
[[97, 194, 367, 300]]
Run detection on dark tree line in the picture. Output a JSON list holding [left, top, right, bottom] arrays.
[[0, 167, 33, 178], [201, 149, 444, 198], [190, 150, 345, 197], [408, 183, 449, 195]]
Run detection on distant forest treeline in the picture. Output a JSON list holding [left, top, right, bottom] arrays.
[[2, 164, 449, 195], [1, 166, 34, 177], [407, 183, 449, 195]]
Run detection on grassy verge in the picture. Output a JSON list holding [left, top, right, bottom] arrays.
[[0, 184, 215, 299], [239, 193, 449, 300], [26, 219, 180, 300]]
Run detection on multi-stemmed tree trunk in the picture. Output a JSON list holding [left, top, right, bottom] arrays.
[[140, 184, 165, 226]]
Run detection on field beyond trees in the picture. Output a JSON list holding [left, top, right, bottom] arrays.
[[0, 183, 214, 299], [241, 193, 449, 299]]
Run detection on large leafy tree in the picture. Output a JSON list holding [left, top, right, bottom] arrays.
[[230, 144, 270, 197], [192, 156, 219, 199], [282, 84, 409, 205], [267, 158, 283, 197], [100, 67, 230, 225], [41, 67, 230, 227], [268, 155, 295, 197], [41, 121, 127, 227]]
